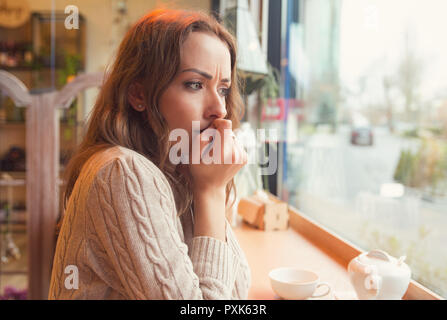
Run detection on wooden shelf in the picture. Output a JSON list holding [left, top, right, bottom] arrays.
[[0, 171, 26, 179], [0, 66, 34, 72], [0, 121, 26, 129], [0, 179, 25, 187], [0, 219, 27, 225], [0, 65, 68, 71], [0, 170, 66, 188], [0, 121, 84, 128], [0, 270, 27, 275], [0, 176, 65, 187]]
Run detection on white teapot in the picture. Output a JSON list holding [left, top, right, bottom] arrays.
[[348, 249, 411, 300]]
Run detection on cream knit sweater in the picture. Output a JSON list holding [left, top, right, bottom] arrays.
[[48, 146, 251, 299]]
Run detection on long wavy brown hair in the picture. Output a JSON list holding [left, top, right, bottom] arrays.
[[61, 8, 244, 222]]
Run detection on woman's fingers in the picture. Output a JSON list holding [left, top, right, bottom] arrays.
[[212, 119, 232, 131], [189, 120, 247, 189], [197, 119, 247, 168]]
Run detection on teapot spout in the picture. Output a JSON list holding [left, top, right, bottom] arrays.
[[397, 256, 406, 266]]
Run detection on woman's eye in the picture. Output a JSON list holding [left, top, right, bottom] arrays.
[[185, 81, 203, 90], [219, 87, 230, 97], [185, 81, 230, 97]]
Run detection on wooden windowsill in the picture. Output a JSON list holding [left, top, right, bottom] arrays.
[[233, 219, 356, 299], [233, 195, 443, 300]]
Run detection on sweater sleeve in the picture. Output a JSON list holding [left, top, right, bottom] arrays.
[[85, 154, 242, 299]]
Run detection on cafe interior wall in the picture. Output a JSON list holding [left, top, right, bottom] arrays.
[[27, 0, 211, 118]]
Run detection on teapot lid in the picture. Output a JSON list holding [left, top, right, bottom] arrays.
[[357, 249, 411, 276]]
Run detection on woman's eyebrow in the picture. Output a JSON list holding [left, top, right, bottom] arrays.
[[181, 68, 231, 83]]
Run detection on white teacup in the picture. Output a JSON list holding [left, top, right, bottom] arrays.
[[269, 268, 331, 300]]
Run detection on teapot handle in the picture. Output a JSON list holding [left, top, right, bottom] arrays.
[[366, 249, 391, 261]]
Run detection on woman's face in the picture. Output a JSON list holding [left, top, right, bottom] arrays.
[[159, 31, 232, 139]]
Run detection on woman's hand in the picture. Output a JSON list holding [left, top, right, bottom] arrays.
[[189, 119, 247, 193], [188, 119, 247, 241]]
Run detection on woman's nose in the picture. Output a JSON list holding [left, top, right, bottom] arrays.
[[205, 91, 227, 119]]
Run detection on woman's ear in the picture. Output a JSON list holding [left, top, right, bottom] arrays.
[[128, 81, 146, 112]]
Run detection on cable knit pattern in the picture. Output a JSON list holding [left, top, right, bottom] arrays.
[[48, 145, 251, 300]]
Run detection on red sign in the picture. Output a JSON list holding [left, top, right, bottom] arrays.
[[261, 98, 305, 121]]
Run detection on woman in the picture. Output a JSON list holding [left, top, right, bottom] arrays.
[[49, 8, 251, 300]]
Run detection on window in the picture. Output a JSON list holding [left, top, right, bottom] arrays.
[[270, 0, 447, 298]]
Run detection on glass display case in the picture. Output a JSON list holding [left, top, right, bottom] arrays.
[[0, 11, 85, 299]]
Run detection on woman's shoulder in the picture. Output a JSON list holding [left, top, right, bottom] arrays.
[[76, 145, 177, 213], [80, 145, 168, 188]]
